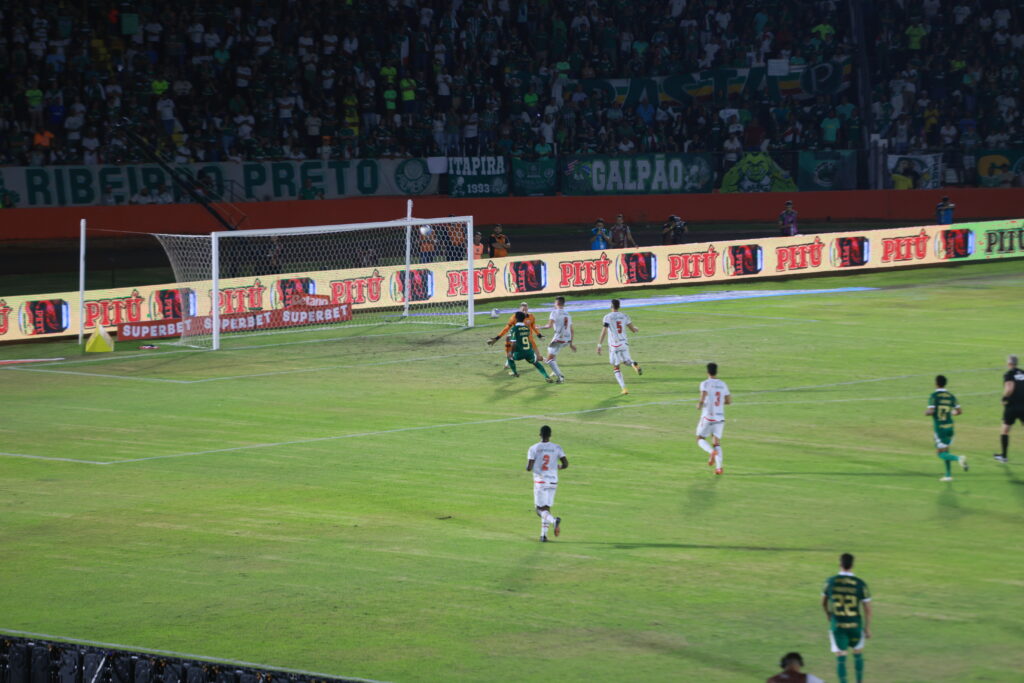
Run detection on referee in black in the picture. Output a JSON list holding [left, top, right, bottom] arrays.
[[995, 354, 1024, 463]]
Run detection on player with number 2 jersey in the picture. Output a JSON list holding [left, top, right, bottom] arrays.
[[527, 425, 569, 542]]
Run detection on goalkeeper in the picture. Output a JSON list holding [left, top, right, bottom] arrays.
[[487, 301, 543, 373], [498, 312, 553, 382]]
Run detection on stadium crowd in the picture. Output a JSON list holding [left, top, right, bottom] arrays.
[[0, 0, 1022, 173]]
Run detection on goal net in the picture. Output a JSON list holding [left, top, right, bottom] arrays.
[[149, 212, 475, 349]]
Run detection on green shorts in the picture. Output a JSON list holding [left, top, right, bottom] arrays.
[[934, 426, 954, 449], [829, 625, 865, 653], [511, 349, 537, 363]]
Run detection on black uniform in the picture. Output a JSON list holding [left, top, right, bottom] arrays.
[[1003, 367, 1024, 425]]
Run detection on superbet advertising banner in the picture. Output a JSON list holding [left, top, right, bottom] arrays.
[[0, 220, 1021, 343]]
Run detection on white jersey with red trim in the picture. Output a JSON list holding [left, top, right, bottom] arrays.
[[602, 311, 632, 347], [528, 441, 565, 484], [548, 309, 573, 343], [700, 378, 730, 421]]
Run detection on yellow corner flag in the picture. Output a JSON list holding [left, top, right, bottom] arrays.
[[85, 327, 115, 353]]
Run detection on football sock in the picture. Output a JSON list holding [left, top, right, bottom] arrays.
[[853, 653, 864, 682], [547, 358, 562, 378], [507, 359, 517, 374], [697, 438, 714, 454], [542, 510, 556, 525], [613, 369, 625, 389], [533, 361, 549, 377], [944, 459, 952, 476], [938, 451, 959, 461], [1001, 434, 1009, 457], [714, 447, 723, 469], [836, 654, 848, 683], [541, 520, 549, 536]]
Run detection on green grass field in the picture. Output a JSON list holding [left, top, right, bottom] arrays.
[[2, 260, 1023, 682]]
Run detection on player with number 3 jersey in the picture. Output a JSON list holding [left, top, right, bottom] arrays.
[[697, 362, 731, 474], [539, 296, 576, 383], [527, 425, 568, 542], [597, 299, 642, 394]]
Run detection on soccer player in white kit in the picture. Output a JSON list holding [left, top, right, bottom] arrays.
[[697, 362, 731, 474], [527, 425, 568, 542], [539, 296, 576, 383], [596, 298, 642, 394]]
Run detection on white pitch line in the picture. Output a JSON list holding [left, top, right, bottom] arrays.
[[5, 367, 191, 383], [0, 451, 109, 465], [0, 629, 388, 683], [96, 388, 996, 466]]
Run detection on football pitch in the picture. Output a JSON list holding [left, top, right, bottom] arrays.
[[1, 260, 1023, 682]]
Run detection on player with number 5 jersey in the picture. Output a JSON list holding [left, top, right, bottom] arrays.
[[697, 362, 731, 474], [527, 425, 568, 542], [597, 298, 642, 394]]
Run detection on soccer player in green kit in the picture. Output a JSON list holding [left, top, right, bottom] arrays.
[[926, 374, 968, 481], [822, 553, 872, 683], [507, 311, 554, 383]]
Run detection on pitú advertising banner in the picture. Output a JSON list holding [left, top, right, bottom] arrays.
[[1, 220, 1021, 343], [0, 159, 439, 207], [561, 154, 715, 195]]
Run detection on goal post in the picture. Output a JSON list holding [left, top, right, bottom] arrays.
[[139, 208, 476, 349]]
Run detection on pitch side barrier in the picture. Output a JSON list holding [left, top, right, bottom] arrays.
[[0, 634, 379, 683], [1, 220, 1021, 343]]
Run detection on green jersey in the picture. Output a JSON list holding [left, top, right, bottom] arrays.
[[928, 389, 958, 429], [508, 323, 533, 353], [823, 572, 871, 630]]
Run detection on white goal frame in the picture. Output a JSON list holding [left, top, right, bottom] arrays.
[[79, 202, 476, 350]]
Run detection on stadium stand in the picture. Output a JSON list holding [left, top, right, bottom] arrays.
[[0, 1, 1020, 185]]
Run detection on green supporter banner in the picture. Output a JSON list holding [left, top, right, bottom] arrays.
[[975, 150, 1024, 188], [719, 152, 798, 193], [566, 58, 852, 107], [447, 156, 509, 197], [511, 158, 557, 196], [0, 159, 439, 208], [797, 150, 858, 191], [561, 154, 714, 195]]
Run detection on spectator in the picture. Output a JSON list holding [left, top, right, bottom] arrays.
[[766, 652, 824, 683], [936, 196, 955, 225], [101, 186, 118, 206], [155, 184, 174, 204], [661, 215, 686, 243], [130, 187, 154, 205], [779, 200, 799, 236], [490, 224, 511, 257], [609, 214, 637, 249], [472, 232, 485, 260], [590, 218, 610, 250], [298, 178, 324, 200]]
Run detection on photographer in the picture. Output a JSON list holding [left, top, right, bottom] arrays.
[[661, 215, 688, 245]]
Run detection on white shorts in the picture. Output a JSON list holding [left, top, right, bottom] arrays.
[[547, 340, 570, 357], [696, 417, 725, 440], [608, 345, 633, 366], [533, 482, 557, 508]]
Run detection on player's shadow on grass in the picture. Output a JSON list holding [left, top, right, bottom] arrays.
[[681, 479, 718, 517], [1000, 466, 1024, 509], [935, 486, 971, 521]]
